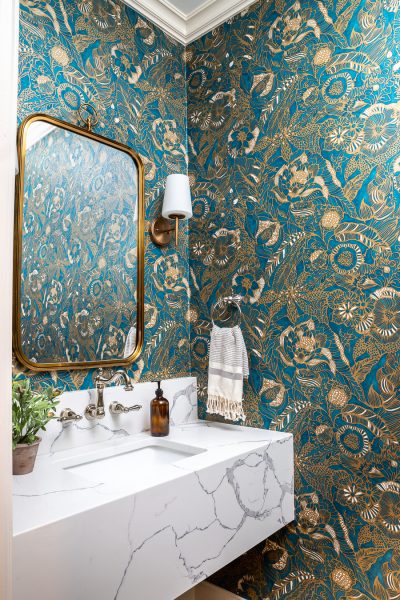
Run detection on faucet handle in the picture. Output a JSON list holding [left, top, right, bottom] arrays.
[[84, 402, 105, 421], [57, 408, 83, 423], [109, 401, 142, 415]]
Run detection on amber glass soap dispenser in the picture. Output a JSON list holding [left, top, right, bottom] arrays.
[[150, 381, 169, 437]]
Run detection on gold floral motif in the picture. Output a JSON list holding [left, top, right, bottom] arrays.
[[51, 45, 70, 66], [313, 45, 332, 65], [321, 209, 342, 229], [331, 567, 353, 590], [327, 385, 350, 407]]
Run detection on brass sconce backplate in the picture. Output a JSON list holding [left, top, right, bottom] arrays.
[[149, 216, 173, 247]]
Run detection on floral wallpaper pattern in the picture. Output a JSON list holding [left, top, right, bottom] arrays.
[[17, 0, 190, 388], [22, 125, 138, 364], [187, 0, 400, 598], [17, 0, 400, 596]]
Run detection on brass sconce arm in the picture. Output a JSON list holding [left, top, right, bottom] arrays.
[[150, 215, 184, 247]]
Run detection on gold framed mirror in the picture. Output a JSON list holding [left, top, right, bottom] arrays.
[[14, 113, 144, 371]]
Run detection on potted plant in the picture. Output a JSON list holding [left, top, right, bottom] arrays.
[[12, 375, 61, 475]]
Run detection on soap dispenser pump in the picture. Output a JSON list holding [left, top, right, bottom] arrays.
[[150, 381, 169, 437]]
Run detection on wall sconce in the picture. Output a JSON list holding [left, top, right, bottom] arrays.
[[150, 174, 192, 247]]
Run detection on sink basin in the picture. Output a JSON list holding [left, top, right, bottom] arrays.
[[58, 438, 205, 492]]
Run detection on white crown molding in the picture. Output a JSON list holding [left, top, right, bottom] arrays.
[[186, 0, 257, 43], [123, 0, 187, 44], [122, 0, 257, 45]]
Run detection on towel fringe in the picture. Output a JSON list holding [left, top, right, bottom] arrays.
[[207, 394, 246, 422]]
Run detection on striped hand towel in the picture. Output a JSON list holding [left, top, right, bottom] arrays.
[[207, 324, 249, 422]]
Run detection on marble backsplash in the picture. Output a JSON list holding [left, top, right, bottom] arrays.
[[39, 377, 198, 457]]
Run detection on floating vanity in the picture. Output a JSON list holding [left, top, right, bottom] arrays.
[[13, 379, 294, 600]]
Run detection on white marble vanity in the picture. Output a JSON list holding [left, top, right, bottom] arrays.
[[13, 377, 294, 600]]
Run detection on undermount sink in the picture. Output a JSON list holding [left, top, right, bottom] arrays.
[[57, 437, 205, 492]]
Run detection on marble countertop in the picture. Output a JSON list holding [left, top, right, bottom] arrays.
[[14, 421, 293, 537]]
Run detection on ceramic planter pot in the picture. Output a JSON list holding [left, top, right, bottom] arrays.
[[12, 437, 41, 475]]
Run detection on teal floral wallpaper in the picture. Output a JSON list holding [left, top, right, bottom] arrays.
[[187, 0, 400, 598], [21, 125, 138, 364], [17, 0, 400, 596], [17, 0, 190, 388]]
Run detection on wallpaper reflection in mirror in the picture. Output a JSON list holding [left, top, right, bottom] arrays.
[[21, 121, 138, 364]]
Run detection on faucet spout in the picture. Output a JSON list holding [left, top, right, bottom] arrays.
[[96, 369, 133, 391]]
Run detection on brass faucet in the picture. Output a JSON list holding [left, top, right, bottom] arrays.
[[84, 369, 137, 420]]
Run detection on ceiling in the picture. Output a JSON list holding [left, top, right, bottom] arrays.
[[123, 0, 258, 44]]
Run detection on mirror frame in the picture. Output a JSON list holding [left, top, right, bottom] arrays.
[[14, 113, 145, 372]]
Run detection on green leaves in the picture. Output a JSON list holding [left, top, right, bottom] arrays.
[[12, 375, 61, 449]]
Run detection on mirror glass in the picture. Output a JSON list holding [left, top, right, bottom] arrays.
[[17, 118, 142, 367]]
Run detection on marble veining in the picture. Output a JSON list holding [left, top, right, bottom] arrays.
[[169, 382, 198, 426]]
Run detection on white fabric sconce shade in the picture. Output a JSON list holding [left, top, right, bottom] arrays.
[[162, 174, 192, 219]]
